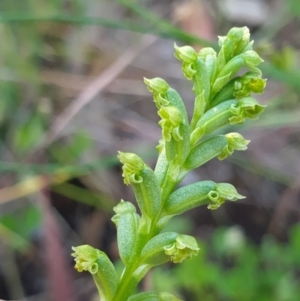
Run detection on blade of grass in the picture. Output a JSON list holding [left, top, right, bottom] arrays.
[[0, 156, 118, 174], [52, 182, 114, 211], [0, 12, 217, 46], [261, 62, 300, 90], [230, 156, 292, 186], [115, 0, 217, 48]]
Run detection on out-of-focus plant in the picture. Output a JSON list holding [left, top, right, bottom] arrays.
[[152, 224, 300, 301], [72, 27, 267, 301]]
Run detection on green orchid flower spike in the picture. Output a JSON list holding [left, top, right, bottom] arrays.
[[72, 27, 267, 301]]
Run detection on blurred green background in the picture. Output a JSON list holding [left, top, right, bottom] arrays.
[[0, 0, 299, 300]]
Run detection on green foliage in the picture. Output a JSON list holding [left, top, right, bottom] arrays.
[[72, 27, 267, 301], [153, 224, 300, 301], [0, 204, 42, 250]]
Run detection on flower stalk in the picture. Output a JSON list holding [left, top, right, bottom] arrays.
[[72, 27, 266, 301]]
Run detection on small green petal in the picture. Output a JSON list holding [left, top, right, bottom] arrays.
[[229, 97, 266, 124], [217, 133, 250, 160], [164, 235, 199, 263], [242, 50, 264, 67], [234, 72, 267, 98], [216, 183, 245, 201]]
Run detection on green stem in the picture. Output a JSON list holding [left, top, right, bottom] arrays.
[[113, 241, 144, 301], [113, 162, 183, 300]]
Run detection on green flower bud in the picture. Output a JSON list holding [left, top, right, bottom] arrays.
[[218, 27, 251, 62], [118, 152, 162, 218], [229, 97, 266, 123], [216, 183, 245, 200], [113, 199, 136, 215], [116, 212, 140, 265], [209, 72, 266, 109], [226, 132, 250, 150], [72, 245, 100, 274], [141, 232, 179, 266], [208, 183, 245, 210], [144, 77, 170, 108], [234, 72, 267, 98], [184, 136, 229, 171], [227, 26, 249, 43], [217, 132, 250, 160], [145, 81, 190, 163], [212, 50, 264, 96], [133, 166, 162, 219], [164, 235, 199, 263], [157, 88, 190, 165], [118, 152, 145, 185], [243, 50, 264, 68], [198, 47, 217, 58], [164, 180, 245, 213], [158, 106, 183, 141], [158, 106, 187, 164], [174, 45, 212, 127], [191, 97, 266, 145], [174, 44, 198, 80], [174, 43, 198, 63], [198, 47, 217, 83], [72, 245, 117, 300], [228, 26, 251, 55], [111, 199, 137, 225]]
